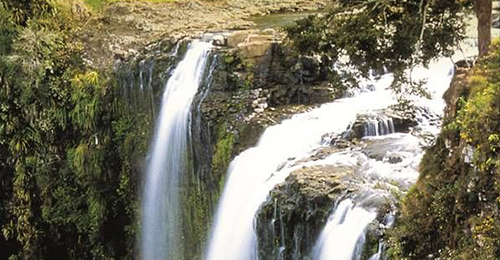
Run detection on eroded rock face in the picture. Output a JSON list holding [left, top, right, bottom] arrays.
[[201, 30, 335, 134], [256, 166, 351, 260]]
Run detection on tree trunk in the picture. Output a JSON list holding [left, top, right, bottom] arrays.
[[474, 0, 492, 57]]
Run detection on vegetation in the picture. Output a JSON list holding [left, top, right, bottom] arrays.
[[0, 0, 149, 259], [284, 0, 497, 259], [388, 40, 500, 260], [285, 0, 476, 102], [0, 0, 497, 259]]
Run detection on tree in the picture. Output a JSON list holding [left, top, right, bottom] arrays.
[[475, 0, 492, 57], [286, 0, 493, 97], [0, 2, 139, 259]]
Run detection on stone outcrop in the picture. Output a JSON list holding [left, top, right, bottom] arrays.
[[213, 29, 280, 59], [256, 165, 351, 260]]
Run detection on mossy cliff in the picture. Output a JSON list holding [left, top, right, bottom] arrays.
[[388, 40, 500, 260], [198, 29, 340, 196], [112, 30, 338, 260]]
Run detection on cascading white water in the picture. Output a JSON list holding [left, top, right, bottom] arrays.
[[311, 199, 377, 260], [140, 40, 211, 260], [206, 53, 457, 260], [310, 45, 485, 259], [204, 73, 394, 260], [364, 116, 395, 137]]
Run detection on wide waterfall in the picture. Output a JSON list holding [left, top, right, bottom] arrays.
[[206, 55, 455, 259], [140, 40, 212, 260]]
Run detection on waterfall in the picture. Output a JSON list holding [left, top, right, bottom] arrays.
[[311, 199, 377, 260], [205, 54, 455, 259], [368, 242, 384, 260], [363, 116, 395, 137], [140, 40, 212, 260], [205, 73, 395, 260]]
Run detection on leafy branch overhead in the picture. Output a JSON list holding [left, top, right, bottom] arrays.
[[286, 0, 472, 98]]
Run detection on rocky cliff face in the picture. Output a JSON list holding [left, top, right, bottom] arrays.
[[116, 30, 337, 259], [256, 165, 349, 260]]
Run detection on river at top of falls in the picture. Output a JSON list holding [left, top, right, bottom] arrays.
[[205, 50, 462, 260], [140, 40, 212, 260]]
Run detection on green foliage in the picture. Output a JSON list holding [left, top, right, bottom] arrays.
[[0, 2, 145, 259], [456, 39, 500, 171], [1, 0, 55, 25], [0, 3, 16, 55], [286, 0, 470, 100], [389, 40, 500, 260]]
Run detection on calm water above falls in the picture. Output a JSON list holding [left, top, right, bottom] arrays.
[[206, 55, 456, 260], [140, 41, 212, 260]]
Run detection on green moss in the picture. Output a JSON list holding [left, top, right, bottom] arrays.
[[212, 122, 235, 180]]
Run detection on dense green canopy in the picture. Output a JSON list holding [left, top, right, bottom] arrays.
[[0, 1, 141, 259]]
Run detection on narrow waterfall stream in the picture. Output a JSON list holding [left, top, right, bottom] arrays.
[[311, 199, 377, 260], [140, 41, 212, 260], [206, 55, 456, 260]]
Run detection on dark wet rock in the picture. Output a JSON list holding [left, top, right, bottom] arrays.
[[256, 165, 352, 260], [387, 156, 403, 164]]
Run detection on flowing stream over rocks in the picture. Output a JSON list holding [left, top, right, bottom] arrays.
[[140, 41, 212, 260], [311, 199, 377, 260], [206, 55, 456, 260]]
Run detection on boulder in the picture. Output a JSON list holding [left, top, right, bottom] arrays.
[[247, 34, 274, 43], [212, 35, 226, 46], [237, 41, 273, 59], [227, 31, 251, 48]]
